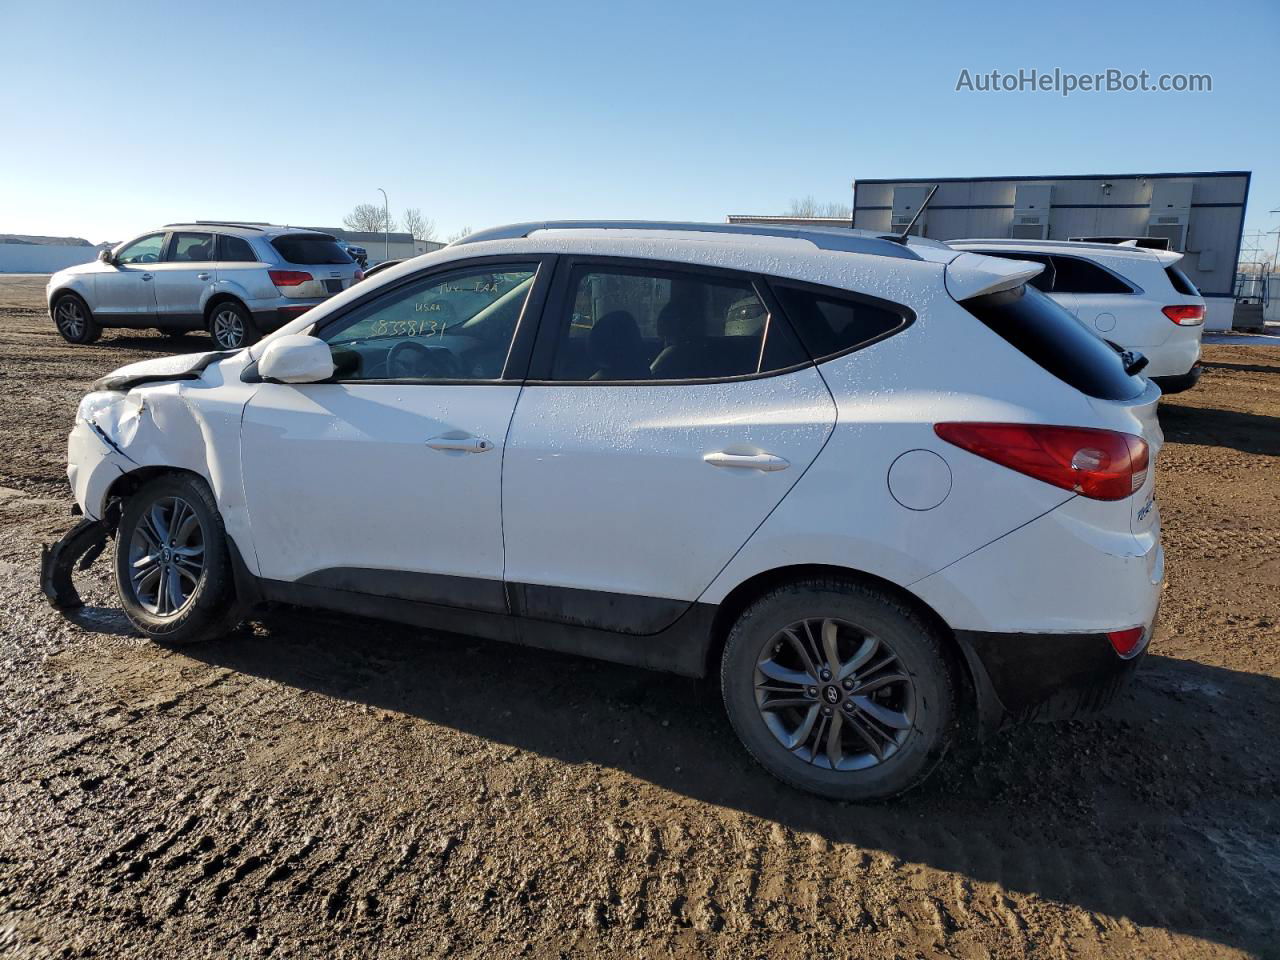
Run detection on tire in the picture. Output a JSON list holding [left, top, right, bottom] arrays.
[[114, 473, 238, 644], [52, 293, 102, 345], [721, 578, 956, 801], [207, 300, 258, 350]]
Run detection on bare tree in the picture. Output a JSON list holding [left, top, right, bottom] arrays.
[[402, 208, 437, 242], [786, 196, 852, 219], [344, 202, 397, 233], [445, 226, 472, 244]]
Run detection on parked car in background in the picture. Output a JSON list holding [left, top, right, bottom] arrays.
[[339, 242, 368, 269], [44, 221, 1163, 800], [46, 223, 364, 350], [948, 239, 1206, 392]]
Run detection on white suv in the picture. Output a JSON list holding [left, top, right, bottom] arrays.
[[949, 239, 1206, 392], [42, 221, 1164, 800], [46, 223, 364, 350]]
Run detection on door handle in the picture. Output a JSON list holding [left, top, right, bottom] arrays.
[[704, 452, 790, 472], [427, 436, 494, 453], [140, 273, 153, 281], [196, 272, 210, 281]]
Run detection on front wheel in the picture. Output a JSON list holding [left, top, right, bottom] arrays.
[[721, 578, 957, 801], [52, 294, 102, 344], [114, 474, 238, 644], [208, 301, 258, 350]]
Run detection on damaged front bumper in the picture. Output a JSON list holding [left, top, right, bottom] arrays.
[[42, 402, 137, 609], [40, 505, 119, 609]]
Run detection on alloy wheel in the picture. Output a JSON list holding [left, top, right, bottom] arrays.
[[212, 308, 245, 349], [55, 299, 85, 339], [754, 617, 917, 771], [127, 496, 205, 617]]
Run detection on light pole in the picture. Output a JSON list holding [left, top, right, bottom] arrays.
[[377, 187, 389, 262]]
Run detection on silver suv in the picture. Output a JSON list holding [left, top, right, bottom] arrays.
[[46, 222, 365, 349]]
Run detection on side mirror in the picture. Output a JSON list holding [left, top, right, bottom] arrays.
[[258, 334, 335, 383], [97, 249, 115, 265]]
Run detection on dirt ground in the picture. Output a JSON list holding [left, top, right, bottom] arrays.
[[0, 273, 1276, 959]]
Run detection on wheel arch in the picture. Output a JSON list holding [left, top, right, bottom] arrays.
[[705, 563, 987, 733], [202, 292, 249, 327]]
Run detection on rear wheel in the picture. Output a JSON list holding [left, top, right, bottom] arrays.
[[208, 301, 258, 350], [721, 578, 956, 800], [114, 474, 237, 644], [52, 293, 101, 344]]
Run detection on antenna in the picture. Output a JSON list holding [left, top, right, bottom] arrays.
[[885, 184, 938, 245]]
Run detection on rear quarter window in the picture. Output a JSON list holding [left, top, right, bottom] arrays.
[[770, 283, 910, 360], [1049, 256, 1133, 295], [1165, 265, 1200, 297], [271, 234, 353, 265], [964, 284, 1143, 401]]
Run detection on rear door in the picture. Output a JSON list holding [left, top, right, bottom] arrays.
[[152, 231, 216, 328], [500, 257, 836, 634]]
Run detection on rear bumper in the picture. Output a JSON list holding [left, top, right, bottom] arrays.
[[954, 621, 1152, 728], [1140, 331, 1201, 379], [252, 302, 324, 333], [1151, 362, 1203, 394]]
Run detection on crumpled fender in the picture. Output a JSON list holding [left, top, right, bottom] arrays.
[[74, 357, 260, 576]]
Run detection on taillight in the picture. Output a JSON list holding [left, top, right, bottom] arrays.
[[268, 269, 313, 287], [1162, 304, 1204, 325], [1107, 626, 1146, 658], [934, 422, 1149, 501], [354, 269, 365, 282]]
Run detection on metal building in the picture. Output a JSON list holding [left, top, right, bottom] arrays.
[[731, 170, 1250, 330], [852, 171, 1250, 330]]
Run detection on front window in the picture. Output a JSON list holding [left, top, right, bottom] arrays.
[[320, 264, 538, 381], [115, 233, 165, 265]]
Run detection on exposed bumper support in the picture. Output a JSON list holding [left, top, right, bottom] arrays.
[[955, 619, 1153, 731], [40, 505, 119, 609]]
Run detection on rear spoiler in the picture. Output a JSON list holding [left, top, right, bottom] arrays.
[[944, 252, 1045, 302], [1150, 249, 1184, 267]]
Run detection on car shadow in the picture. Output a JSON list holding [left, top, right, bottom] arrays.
[[1201, 359, 1280, 377], [185, 606, 1278, 955], [97, 333, 214, 353], [1158, 401, 1280, 457]]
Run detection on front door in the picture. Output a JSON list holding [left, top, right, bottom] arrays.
[[501, 257, 837, 634], [239, 258, 549, 611], [95, 232, 162, 322]]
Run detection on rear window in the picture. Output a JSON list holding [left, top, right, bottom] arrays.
[[964, 284, 1143, 401], [271, 233, 353, 265], [1165, 265, 1200, 297], [1049, 256, 1133, 295], [771, 284, 909, 360]]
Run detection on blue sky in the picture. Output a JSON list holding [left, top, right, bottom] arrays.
[[1, 0, 1276, 245]]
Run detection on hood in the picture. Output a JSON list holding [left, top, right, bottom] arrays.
[[92, 350, 235, 392]]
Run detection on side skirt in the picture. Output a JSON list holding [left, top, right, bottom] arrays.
[[257, 579, 718, 678]]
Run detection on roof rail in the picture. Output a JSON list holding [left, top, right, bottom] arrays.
[[163, 221, 269, 231], [450, 220, 936, 260]]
